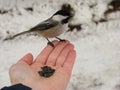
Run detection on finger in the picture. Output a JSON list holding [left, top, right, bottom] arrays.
[[33, 40, 59, 65], [56, 44, 74, 67], [63, 50, 76, 74], [46, 40, 70, 66], [17, 53, 33, 65]]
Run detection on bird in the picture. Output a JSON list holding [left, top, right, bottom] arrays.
[[4, 4, 74, 47]]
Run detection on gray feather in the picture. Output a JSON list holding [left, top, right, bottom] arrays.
[[29, 19, 59, 31]]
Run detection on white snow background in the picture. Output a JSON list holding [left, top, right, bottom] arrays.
[[0, 0, 120, 90]]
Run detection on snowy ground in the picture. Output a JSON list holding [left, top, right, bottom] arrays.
[[0, 0, 120, 90]]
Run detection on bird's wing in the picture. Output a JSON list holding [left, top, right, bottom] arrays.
[[30, 19, 59, 31]]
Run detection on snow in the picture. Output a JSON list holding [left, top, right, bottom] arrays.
[[0, 0, 120, 90]]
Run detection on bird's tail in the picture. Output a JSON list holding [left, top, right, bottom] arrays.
[[4, 30, 31, 41]]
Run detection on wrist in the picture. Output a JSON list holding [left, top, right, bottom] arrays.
[[21, 82, 41, 90]]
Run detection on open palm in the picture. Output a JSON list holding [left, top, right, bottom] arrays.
[[9, 40, 76, 90]]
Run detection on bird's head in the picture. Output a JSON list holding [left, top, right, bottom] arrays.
[[52, 4, 75, 24]]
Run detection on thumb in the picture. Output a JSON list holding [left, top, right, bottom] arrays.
[[17, 53, 33, 65]]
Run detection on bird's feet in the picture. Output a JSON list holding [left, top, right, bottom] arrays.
[[55, 37, 66, 42], [47, 41, 55, 47], [46, 37, 66, 47]]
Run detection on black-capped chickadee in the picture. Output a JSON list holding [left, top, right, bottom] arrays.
[[4, 4, 74, 47]]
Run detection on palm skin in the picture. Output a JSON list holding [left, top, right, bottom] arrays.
[[9, 40, 76, 90]]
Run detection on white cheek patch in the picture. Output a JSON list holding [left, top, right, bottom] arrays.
[[53, 15, 68, 21]]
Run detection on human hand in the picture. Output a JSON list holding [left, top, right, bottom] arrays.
[[9, 40, 76, 90]]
